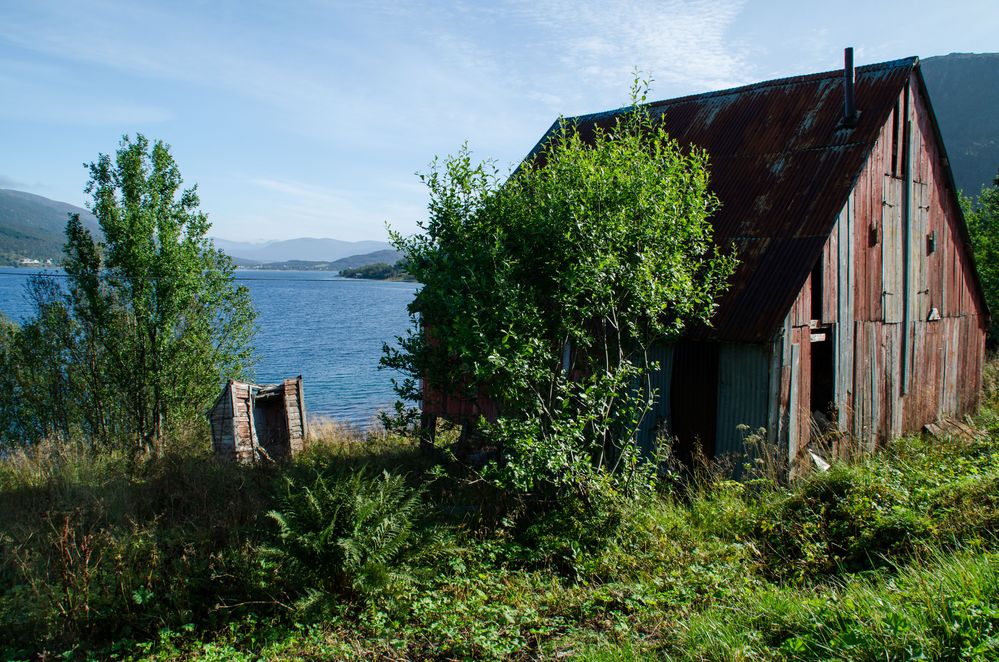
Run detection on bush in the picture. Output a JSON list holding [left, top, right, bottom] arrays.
[[383, 80, 736, 508], [265, 468, 449, 616]]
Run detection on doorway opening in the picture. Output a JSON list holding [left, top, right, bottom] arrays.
[[809, 336, 835, 433]]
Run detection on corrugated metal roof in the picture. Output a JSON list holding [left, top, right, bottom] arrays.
[[527, 58, 918, 343]]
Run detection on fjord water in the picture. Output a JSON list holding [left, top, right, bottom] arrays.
[[0, 268, 419, 427]]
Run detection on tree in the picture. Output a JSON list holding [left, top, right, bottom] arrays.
[[383, 85, 736, 499], [965, 171, 999, 347], [0, 135, 255, 454]]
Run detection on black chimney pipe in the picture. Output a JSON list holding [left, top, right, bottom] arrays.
[[843, 47, 856, 125]]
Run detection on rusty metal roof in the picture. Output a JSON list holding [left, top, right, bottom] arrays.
[[528, 58, 919, 343]]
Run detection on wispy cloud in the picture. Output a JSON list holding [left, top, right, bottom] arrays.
[[0, 0, 754, 240], [236, 177, 423, 242], [505, 0, 752, 95], [0, 174, 28, 190]]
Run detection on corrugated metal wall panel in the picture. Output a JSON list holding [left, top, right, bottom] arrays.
[[715, 343, 771, 458], [636, 343, 674, 455]]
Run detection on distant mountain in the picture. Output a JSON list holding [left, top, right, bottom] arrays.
[[921, 52, 999, 196], [240, 249, 404, 272], [211, 236, 392, 263], [0, 189, 99, 265]]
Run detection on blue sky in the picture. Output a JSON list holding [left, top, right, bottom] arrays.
[[1, 0, 996, 242]]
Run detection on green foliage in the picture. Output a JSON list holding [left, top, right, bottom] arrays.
[[339, 260, 413, 280], [0, 135, 255, 453], [964, 172, 999, 345], [384, 80, 736, 505], [2, 413, 999, 659], [265, 468, 448, 615]]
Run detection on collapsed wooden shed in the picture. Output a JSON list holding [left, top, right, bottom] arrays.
[[423, 52, 989, 471], [209, 376, 307, 462]]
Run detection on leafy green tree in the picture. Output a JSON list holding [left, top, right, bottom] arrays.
[[965, 172, 999, 347], [383, 85, 736, 500], [0, 135, 255, 453]]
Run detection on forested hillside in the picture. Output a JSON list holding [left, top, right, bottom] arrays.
[[0, 189, 98, 265]]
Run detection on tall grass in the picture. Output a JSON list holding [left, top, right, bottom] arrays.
[[2, 371, 999, 659]]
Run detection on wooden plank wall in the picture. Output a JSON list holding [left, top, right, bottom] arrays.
[[231, 382, 255, 463], [775, 71, 987, 463], [284, 376, 307, 454], [208, 381, 237, 460]]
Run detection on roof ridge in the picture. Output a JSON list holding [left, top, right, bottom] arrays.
[[572, 57, 918, 123]]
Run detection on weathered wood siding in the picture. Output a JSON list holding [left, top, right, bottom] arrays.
[[208, 377, 308, 463], [285, 376, 307, 454], [774, 71, 987, 464], [209, 380, 237, 460], [231, 382, 256, 463]]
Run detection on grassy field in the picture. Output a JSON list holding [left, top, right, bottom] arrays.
[[2, 372, 999, 660]]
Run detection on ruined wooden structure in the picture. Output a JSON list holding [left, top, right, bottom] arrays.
[[423, 52, 989, 470], [209, 377, 307, 462]]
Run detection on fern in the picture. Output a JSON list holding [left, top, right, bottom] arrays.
[[265, 468, 449, 615]]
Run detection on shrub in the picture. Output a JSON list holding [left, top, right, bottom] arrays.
[[383, 79, 736, 508], [265, 468, 449, 615]]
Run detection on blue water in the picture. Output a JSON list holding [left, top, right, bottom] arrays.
[[0, 268, 419, 426]]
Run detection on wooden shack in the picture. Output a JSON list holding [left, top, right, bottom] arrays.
[[209, 376, 307, 462], [423, 52, 989, 471]]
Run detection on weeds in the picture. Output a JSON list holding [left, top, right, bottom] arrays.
[[3, 386, 999, 659]]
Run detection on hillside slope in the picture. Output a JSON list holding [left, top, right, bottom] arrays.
[[0, 189, 99, 265], [921, 52, 999, 196]]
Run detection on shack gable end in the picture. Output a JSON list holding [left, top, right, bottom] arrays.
[[774, 69, 987, 462]]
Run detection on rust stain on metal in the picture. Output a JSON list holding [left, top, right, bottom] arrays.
[[530, 59, 920, 342], [427, 56, 989, 471]]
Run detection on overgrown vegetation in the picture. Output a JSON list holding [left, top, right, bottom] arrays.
[[383, 81, 736, 517], [2, 371, 999, 659], [965, 171, 999, 346], [0, 135, 256, 455]]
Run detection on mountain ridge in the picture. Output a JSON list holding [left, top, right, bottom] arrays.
[[921, 52, 999, 196], [0, 189, 100, 264], [210, 236, 392, 263]]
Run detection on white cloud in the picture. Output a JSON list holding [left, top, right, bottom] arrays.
[[503, 0, 751, 89]]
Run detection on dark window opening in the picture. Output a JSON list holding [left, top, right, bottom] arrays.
[[811, 258, 824, 322], [810, 338, 835, 432]]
